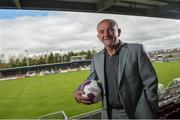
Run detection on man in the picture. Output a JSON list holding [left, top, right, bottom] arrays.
[[74, 19, 158, 119]]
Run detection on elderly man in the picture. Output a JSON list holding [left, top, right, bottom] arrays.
[[74, 19, 158, 119]]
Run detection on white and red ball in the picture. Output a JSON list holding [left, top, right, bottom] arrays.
[[81, 80, 102, 103]]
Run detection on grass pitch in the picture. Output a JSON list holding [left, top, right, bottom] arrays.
[[0, 71, 101, 119], [0, 61, 179, 118], [153, 61, 180, 86]]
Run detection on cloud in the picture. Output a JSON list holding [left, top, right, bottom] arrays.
[[0, 11, 180, 59]]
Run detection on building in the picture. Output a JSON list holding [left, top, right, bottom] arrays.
[[70, 55, 86, 62]]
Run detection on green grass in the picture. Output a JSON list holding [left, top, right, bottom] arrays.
[[0, 61, 180, 118], [0, 71, 101, 119], [153, 61, 180, 87]]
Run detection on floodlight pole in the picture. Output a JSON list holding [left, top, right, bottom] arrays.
[[25, 49, 29, 66], [46, 50, 49, 64], [60, 49, 63, 63]]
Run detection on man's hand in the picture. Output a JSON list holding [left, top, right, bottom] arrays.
[[74, 90, 93, 105]]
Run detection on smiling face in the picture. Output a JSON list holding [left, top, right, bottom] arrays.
[[97, 20, 121, 48]]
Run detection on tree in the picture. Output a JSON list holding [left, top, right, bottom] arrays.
[[15, 58, 21, 67], [79, 50, 86, 55], [86, 50, 92, 59], [44, 54, 48, 64], [28, 58, 34, 66], [37, 56, 46, 65], [0, 54, 5, 68], [48, 52, 54, 63], [22, 57, 27, 66], [54, 53, 60, 63], [69, 51, 76, 56], [9, 56, 16, 67], [63, 54, 70, 62], [0, 54, 5, 63]]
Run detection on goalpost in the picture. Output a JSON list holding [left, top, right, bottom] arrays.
[[70, 109, 102, 119], [39, 111, 68, 120], [39, 109, 102, 119]]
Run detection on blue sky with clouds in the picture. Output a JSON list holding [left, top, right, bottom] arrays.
[[0, 9, 180, 60], [0, 9, 49, 19]]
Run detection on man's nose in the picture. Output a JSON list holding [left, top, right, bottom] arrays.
[[104, 30, 110, 36]]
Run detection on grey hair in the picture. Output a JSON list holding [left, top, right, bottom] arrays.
[[97, 19, 119, 29]]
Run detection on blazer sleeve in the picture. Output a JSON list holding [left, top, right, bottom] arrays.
[[76, 58, 98, 91], [137, 45, 158, 113]]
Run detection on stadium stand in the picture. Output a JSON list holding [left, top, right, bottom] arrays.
[[158, 83, 166, 98], [158, 78, 180, 119], [26, 71, 36, 77], [39, 70, 50, 76], [0, 60, 91, 80]]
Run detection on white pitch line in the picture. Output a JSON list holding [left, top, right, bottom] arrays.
[[19, 79, 31, 102], [12, 79, 31, 118]]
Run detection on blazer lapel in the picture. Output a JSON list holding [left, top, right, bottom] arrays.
[[97, 51, 106, 91], [118, 43, 128, 86]]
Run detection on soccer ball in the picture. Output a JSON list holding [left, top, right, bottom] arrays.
[[81, 80, 102, 103]]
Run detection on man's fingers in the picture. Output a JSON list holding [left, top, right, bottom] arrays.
[[74, 90, 93, 104], [79, 99, 92, 104], [75, 97, 91, 104]]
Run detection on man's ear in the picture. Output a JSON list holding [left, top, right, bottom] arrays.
[[118, 28, 121, 37]]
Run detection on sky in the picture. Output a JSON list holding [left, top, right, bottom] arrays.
[[0, 9, 180, 60]]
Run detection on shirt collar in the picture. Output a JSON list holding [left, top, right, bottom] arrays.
[[103, 40, 122, 56]]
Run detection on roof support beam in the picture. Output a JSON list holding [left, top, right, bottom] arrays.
[[96, 0, 167, 13], [119, 0, 167, 6], [20, 1, 96, 12], [13, 0, 21, 9], [96, 0, 115, 12], [147, 2, 180, 17], [100, 6, 146, 16]]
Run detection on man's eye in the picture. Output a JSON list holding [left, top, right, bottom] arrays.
[[108, 28, 114, 32], [99, 30, 104, 34]]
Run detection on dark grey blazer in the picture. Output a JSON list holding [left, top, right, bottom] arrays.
[[87, 43, 158, 119]]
